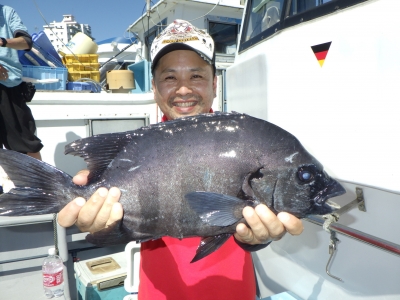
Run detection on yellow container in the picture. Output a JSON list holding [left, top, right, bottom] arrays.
[[68, 71, 101, 82], [62, 54, 99, 65], [66, 63, 100, 72], [106, 70, 135, 93]]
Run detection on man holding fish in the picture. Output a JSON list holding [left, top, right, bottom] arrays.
[[58, 20, 304, 299]]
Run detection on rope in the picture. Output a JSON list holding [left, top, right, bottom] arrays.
[[322, 214, 338, 233]]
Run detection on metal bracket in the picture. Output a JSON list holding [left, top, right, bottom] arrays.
[[323, 187, 366, 232], [356, 187, 366, 212], [323, 187, 366, 282], [331, 187, 366, 220]]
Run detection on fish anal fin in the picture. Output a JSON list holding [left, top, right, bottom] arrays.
[[191, 234, 231, 263]]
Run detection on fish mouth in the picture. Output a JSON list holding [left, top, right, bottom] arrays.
[[309, 179, 346, 215]]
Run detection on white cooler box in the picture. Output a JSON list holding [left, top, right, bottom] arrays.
[[74, 251, 132, 300]]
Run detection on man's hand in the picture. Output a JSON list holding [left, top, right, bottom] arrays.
[[57, 170, 123, 233], [0, 64, 9, 81], [234, 204, 304, 245]]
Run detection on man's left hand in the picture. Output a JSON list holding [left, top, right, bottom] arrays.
[[234, 204, 304, 245]]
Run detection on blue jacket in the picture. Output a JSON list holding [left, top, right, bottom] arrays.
[[0, 5, 30, 87]]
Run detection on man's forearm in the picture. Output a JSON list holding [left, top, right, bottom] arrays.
[[1, 36, 31, 50]]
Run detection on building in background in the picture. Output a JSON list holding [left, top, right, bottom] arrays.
[[43, 14, 93, 50]]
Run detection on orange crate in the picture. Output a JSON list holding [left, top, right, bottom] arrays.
[[68, 71, 101, 82]]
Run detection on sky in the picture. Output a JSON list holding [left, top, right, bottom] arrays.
[[2, 0, 148, 42]]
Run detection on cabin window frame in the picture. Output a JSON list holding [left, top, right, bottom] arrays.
[[239, 0, 369, 53], [206, 16, 242, 57]]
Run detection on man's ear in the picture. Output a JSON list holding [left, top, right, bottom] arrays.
[[152, 78, 156, 95]]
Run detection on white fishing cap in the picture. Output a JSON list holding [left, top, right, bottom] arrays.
[[150, 19, 215, 73]]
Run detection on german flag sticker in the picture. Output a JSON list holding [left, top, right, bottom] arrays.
[[311, 42, 332, 67]]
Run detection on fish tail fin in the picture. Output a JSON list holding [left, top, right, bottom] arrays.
[[0, 149, 78, 216], [191, 234, 232, 263]]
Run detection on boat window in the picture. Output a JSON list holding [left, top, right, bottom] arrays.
[[242, 0, 284, 42], [209, 21, 239, 55], [289, 0, 333, 16], [239, 0, 368, 52], [145, 18, 167, 61]]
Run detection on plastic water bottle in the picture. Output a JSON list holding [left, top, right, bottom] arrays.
[[42, 247, 64, 298]]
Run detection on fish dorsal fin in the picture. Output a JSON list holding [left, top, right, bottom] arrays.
[[64, 112, 247, 184], [65, 131, 136, 184]]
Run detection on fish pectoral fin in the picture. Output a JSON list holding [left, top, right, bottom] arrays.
[[191, 234, 231, 263], [185, 192, 245, 226], [86, 220, 132, 247]]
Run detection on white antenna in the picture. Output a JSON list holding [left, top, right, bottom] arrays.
[[146, 0, 151, 17]]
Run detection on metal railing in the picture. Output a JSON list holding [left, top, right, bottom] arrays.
[[305, 215, 400, 257], [305, 187, 400, 281]]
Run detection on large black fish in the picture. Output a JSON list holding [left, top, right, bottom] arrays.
[[0, 112, 345, 261]]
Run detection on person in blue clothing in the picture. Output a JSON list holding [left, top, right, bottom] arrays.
[[0, 4, 43, 160]]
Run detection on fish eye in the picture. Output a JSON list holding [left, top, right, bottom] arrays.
[[297, 167, 314, 183]]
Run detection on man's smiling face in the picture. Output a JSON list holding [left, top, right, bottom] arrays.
[[152, 50, 217, 120]]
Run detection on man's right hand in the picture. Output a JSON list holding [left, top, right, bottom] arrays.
[[57, 170, 123, 233]]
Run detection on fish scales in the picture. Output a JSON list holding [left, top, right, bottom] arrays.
[[106, 114, 263, 238], [0, 112, 345, 261]]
